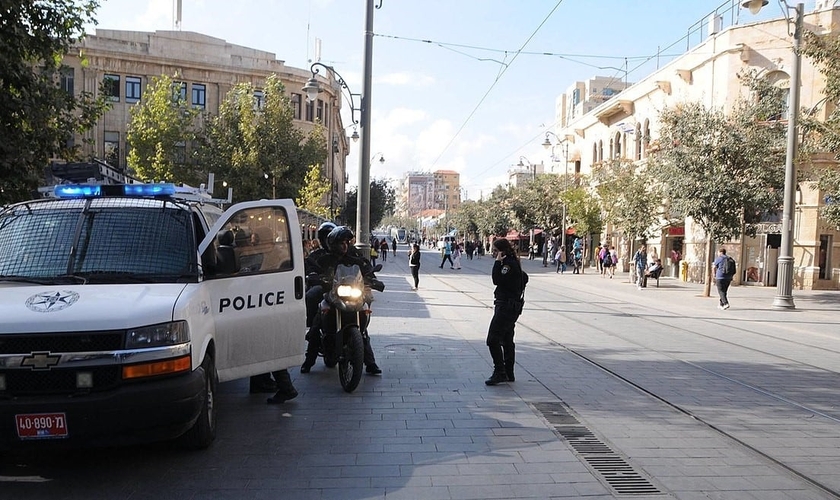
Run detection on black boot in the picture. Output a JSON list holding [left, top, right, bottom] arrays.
[[300, 354, 317, 374], [249, 373, 276, 393], [503, 343, 515, 382], [486, 344, 507, 385], [266, 369, 298, 404], [485, 368, 508, 386], [363, 332, 382, 375]]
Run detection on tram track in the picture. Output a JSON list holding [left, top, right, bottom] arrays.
[[402, 256, 840, 498]]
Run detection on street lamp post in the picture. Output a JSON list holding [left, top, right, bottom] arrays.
[[302, 0, 380, 258], [742, 0, 802, 309], [543, 132, 570, 255]]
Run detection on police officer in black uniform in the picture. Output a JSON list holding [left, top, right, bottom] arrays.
[[485, 238, 525, 386], [300, 222, 335, 373]]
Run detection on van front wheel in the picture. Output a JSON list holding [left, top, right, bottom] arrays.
[[180, 355, 218, 449]]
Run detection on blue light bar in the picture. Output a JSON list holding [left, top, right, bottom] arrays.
[[124, 183, 177, 197], [53, 183, 177, 199], [54, 184, 101, 198]]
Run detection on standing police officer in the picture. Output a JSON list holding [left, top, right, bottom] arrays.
[[485, 238, 526, 386]]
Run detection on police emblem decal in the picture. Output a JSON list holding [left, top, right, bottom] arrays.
[[25, 291, 80, 313]]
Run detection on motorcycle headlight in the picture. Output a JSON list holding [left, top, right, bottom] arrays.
[[126, 321, 189, 349], [336, 285, 363, 299]]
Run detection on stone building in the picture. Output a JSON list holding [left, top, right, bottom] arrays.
[[60, 29, 349, 211], [550, 4, 840, 291]]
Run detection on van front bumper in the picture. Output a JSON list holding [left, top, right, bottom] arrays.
[[0, 369, 204, 450]]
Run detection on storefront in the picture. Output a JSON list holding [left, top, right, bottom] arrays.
[[740, 222, 782, 286]]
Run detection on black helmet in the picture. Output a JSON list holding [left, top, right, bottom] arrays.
[[317, 222, 336, 249], [327, 225, 354, 253]]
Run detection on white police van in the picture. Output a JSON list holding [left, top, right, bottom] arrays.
[[0, 183, 305, 449]]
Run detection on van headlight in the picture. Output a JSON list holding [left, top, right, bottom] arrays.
[[126, 321, 189, 349]]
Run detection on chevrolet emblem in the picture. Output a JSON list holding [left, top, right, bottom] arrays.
[[21, 352, 61, 371]]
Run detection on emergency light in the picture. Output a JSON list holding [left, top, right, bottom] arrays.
[[54, 183, 177, 199]]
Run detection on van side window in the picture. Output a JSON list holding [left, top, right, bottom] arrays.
[[218, 206, 293, 274]]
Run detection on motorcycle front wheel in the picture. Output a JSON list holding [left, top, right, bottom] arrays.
[[338, 326, 364, 393]]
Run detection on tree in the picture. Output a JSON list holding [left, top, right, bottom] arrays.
[[449, 200, 481, 240], [295, 164, 331, 218], [802, 30, 840, 229], [593, 158, 664, 243], [508, 174, 567, 236], [1, 0, 110, 204], [126, 74, 201, 184], [341, 179, 395, 233], [475, 188, 514, 239], [647, 73, 786, 295], [196, 74, 326, 203]]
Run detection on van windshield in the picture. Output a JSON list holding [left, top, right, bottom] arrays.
[[0, 199, 198, 284]]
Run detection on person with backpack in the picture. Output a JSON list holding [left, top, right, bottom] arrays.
[[601, 245, 613, 278], [713, 247, 736, 310], [485, 238, 528, 386]]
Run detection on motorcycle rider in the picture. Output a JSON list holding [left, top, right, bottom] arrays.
[[300, 222, 335, 373], [312, 225, 382, 375]]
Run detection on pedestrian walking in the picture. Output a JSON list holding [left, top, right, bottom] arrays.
[[439, 239, 454, 269], [556, 247, 567, 274], [485, 238, 527, 386], [601, 245, 612, 278], [453, 243, 462, 269], [408, 243, 421, 289], [391, 237, 397, 256], [713, 247, 736, 310], [633, 244, 648, 289], [379, 239, 389, 262]]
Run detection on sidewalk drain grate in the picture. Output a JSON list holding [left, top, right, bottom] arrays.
[[533, 402, 663, 496]]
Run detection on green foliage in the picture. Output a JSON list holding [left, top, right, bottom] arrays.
[[0, 0, 109, 204], [507, 174, 567, 234], [802, 30, 840, 228], [126, 74, 201, 184], [196, 75, 326, 203], [561, 185, 602, 238], [448, 200, 481, 239], [341, 179, 395, 232], [646, 73, 786, 242], [295, 164, 330, 218], [593, 158, 663, 240]]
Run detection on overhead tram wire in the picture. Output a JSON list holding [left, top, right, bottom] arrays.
[[424, 0, 566, 170]]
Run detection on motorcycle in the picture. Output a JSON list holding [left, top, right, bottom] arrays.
[[309, 263, 384, 392]]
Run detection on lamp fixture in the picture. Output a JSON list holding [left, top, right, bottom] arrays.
[[303, 62, 362, 139], [742, 0, 769, 15]]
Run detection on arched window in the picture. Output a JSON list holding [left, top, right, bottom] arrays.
[[643, 119, 651, 159], [592, 143, 598, 164], [609, 137, 614, 160], [763, 70, 790, 121], [635, 123, 642, 160], [598, 140, 604, 162], [614, 131, 622, 159]]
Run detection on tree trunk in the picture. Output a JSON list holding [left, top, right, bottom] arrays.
[[702, 233, 713, 298]]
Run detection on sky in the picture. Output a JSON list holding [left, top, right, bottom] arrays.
[[89, 0, 801, 200]]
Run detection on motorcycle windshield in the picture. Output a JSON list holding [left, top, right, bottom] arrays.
[[334, 264, 364, 288]]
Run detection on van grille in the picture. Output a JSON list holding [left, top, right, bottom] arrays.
[[0, 332, 124, 354], [1, 366, 122, 395]]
